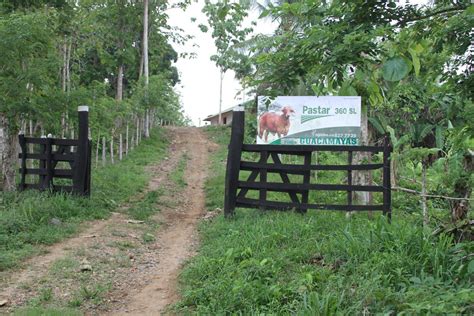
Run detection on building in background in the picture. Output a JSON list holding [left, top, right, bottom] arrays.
[[203, 107, 234, 126]]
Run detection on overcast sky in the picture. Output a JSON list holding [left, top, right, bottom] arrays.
[[167, 0, 430, 126]]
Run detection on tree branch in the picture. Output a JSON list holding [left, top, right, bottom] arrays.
[[397, 6, 467, 26]]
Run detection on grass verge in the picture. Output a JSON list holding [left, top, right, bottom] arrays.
[[176, 126, 473, 314], [0, 129, 168, 272]]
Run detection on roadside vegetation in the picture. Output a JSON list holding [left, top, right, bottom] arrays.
[[180, 2, 473, 311], [0, 129, 168, 272], [2, 128, 173, 315], [176, 127, 473, 314]]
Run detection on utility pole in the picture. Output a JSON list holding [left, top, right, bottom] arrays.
[[218, 69, 223, 125]]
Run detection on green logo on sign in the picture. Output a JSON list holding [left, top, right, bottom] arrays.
[[300, 115, 332, 124]]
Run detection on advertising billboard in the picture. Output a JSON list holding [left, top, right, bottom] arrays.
[[257, 96, 361, 145]]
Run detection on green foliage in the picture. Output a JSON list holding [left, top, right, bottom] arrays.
[[14, 307, 81, 316], [127, 190, 162, 221], [0, 10, 59, 119], [382, 57, 411, 82], [0, 0, 187, 147], [176, 128, 474, 315], [201, 0, 253, 78], [209, 0, 473, 220], [170, 153, 189, 189], [201, 126, 230, 211], [178, 211, 473, 314]]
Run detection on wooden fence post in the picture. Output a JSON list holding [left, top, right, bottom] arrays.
[[18, 134, 27, 191], [119, 133, 123, 161], [383, 135, 392, 222], [95, 133, 100, 168], [224, 105, 245, 217], [125, 123, 129, 155], [45, 136, 53, 190], [102, 136, 106, 166], [136, 117, 140, 146], [110, 135, 114, 164], [73, 105, 89, 195]]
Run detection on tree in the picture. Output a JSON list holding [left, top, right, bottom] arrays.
[[201, 0, 253, 123], [0, 0, 189, 191], [214, 0, 473, 221], [0, 11, 58, 190]]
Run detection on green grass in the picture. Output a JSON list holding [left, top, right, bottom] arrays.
[[176, 126, 474, 315], [170, 152, 189, 188], [14, 307, 81, 316], [127, 189, 162, 220], [0, 129, 168, 272]]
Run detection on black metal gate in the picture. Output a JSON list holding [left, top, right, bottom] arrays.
[[18, 107, 91, 195], [224, 108, 392, 221]]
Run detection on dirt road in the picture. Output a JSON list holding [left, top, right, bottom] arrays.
[[108, 127, 212, 315], [0, 127, 215, 315]]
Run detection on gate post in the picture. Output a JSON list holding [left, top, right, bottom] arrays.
[[224, 105, 245, 217], [383, 135, 392, 222], [73, 106, 90, 196], [18, 134, 27, 191]]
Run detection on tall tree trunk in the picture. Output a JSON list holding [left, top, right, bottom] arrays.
[[136, 117, 140, 145], [0, 114, 18, 191], [66, 41, 72, 93], [143, 0, 149, 86], [102, 136, 106, 166], [60, 38, 72, 138], [143, 0, 150, 138], [139, 47, 144, 79], [61, 114, 66, 138], [65, 41, 72, 136], [61, 39, 67, 138], [116, 65, 124, 101], [62, 40, 67, 92], [145, 109, 150, 138]]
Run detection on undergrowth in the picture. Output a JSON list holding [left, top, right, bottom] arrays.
[[176, 126, 474, 314]]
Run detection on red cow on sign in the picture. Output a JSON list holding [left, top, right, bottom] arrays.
[[258, 106, 295, 142]]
